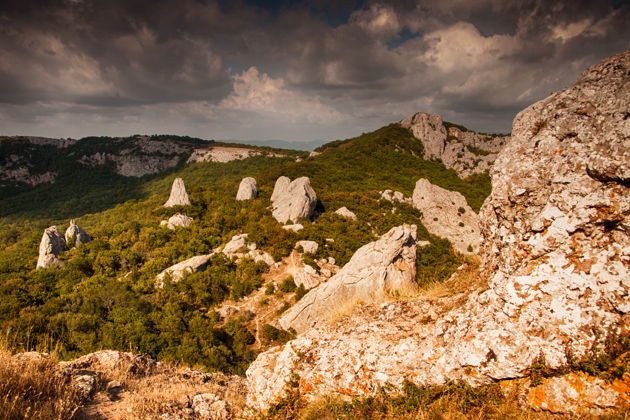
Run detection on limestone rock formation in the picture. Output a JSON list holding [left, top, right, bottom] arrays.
[[156, 254, 212, 286], [36, 226, 66, 268], [412, 178, 480, 254], [163, 178, 191, 207], [160, 213, 193, 230], [282, 224, 303, 232], [236, 177, 258, 200], [334, 206, 357, 220], [187, 146, 285, 163], [277, 224, 418, 334], [271, 177, 318, 224], [64, 220, 91, 247], [295, 240, 318, 254], [400, 112, 509, 178], [246, 52, 630, 412], [270, 176, 290, 202], [379, 189, 411, 204]]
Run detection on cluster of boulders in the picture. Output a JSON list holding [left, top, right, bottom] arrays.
[[245, 52, 630, 415], [36, 220, 91, 268]]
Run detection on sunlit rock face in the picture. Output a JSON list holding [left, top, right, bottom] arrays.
[[245, 52, 630, 412], [236, 177, 258, 200], [163, 177, 191, 207], [270, 176, 317, 224], [36, 226, 66, 269]]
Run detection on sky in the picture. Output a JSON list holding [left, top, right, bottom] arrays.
[[0, 0, 628, 145]]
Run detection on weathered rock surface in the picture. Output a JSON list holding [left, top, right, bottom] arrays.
[[271, 177, 318, 224], [379, 189, 410, 204], [236, 177, 258, 200], [277, 225, 418, 334], [156, 254, 212, 286], [187, 146, 285, 163], [164, 177, 191, 207], [400, 112, 509, 178], [295, 240, 318, 254], [412, 178, 480, 254], [334, 206, 357, 220], [282, 224, 303, 232], [64, 219, 91, 247], [160, 213, 193, 230], [246, 52, 630, 412], [36, 226, 66, 268]]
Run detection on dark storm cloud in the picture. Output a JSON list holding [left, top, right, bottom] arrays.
[[0, 0, 628, 139]]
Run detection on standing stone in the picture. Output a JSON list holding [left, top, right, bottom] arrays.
[[64, 220, 91, 247], [271, 176, 290, 202], [37, 226, 66, 268], [278, 225, 418, 333], [411, 178, 480, 254], [236, 177, 258, 200], [163, 178, 191, 207], [271, 177, 317, 224]]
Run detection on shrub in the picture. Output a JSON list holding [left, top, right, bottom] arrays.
[[260, 324, 294, 345], [279, 276, 296, 293]]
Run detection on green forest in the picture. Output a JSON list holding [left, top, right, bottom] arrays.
[[0, 124, 491, 375]]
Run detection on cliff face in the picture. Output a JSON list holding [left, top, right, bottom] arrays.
[[400, 112, 509, 178], [246, 52, 629, 411]]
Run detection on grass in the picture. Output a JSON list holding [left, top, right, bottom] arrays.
[[0, 349, 81, 420]]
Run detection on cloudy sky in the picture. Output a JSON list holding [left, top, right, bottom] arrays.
[[1, 0, 628, 145]]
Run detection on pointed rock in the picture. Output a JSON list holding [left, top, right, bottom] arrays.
[[163, 178, 191, 207], [411, 178, 480, 254], [278, 225, 418, 334], [36, 226, 66, 268], [64, 220, 91, 247], [236, 177, 258, 200], [271, 177, 317, 224]]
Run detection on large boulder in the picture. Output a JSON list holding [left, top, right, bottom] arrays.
[[246, 53, 630, 412], [400, 112, 447, 159], [271, 177, 318, 224], [163, 178, 191, 207], [270, 176, 290, 202], [411, 179, 480, 254], [160, 213, 193, 230], [236, 177, 258, 200], [277, 224, 418, 334], [156, 254, 212, 286], [64, 220, 91, 247], [36, 226, 66, 268], [295, 240, 318, 254]]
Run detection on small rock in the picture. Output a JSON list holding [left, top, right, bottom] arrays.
[[282, 224, 304, 232], [334, 206, 358, 220], [64, 220, 91, 247], [295, 240, 318, 254], [160, 213, 193, 230]]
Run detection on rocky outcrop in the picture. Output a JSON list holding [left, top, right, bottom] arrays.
[[236, 177, 258, 200], [220, 234, 274, 266], [163, 178, 191, 207], [160, 213, 193, 230], [271, 177, 318, 224], [400, 112, 509, 178], [412, 178, 480, 254], [277, 225, 418, 334], [334, 206, 357, 220], [64, 220, 91, 247], [36, 226, 66, 268], [295, 240, 318, 254], [187, 146, 286, 163], [379, 189, 410, 204], [245, 52, 630, 412], [156, 254, 212, 286], [281, 224, 303, 232]]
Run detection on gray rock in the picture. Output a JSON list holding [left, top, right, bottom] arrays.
[[400, 112, 447, 159], [271, 176, 290, 202], [156, 254, 212, 286], [379, 189, 410, 204], [271, 177, 318, 224], [192, 393, 230, 419], [411, 178, 480, 254], [36, 226, 66, 269], [64, 220, 91, 247], [160, 213, 193, 230], [295, 240, 318, 254], [164, 178, 191, 207], [220, 234, 274, 266], [236, 177, 258, 200], [282, 224, 304, 232], [278, 225, 418, 334], [334, 207, 357, 220]]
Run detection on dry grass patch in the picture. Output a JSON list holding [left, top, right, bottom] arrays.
[[0, 350, 81, 420]]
